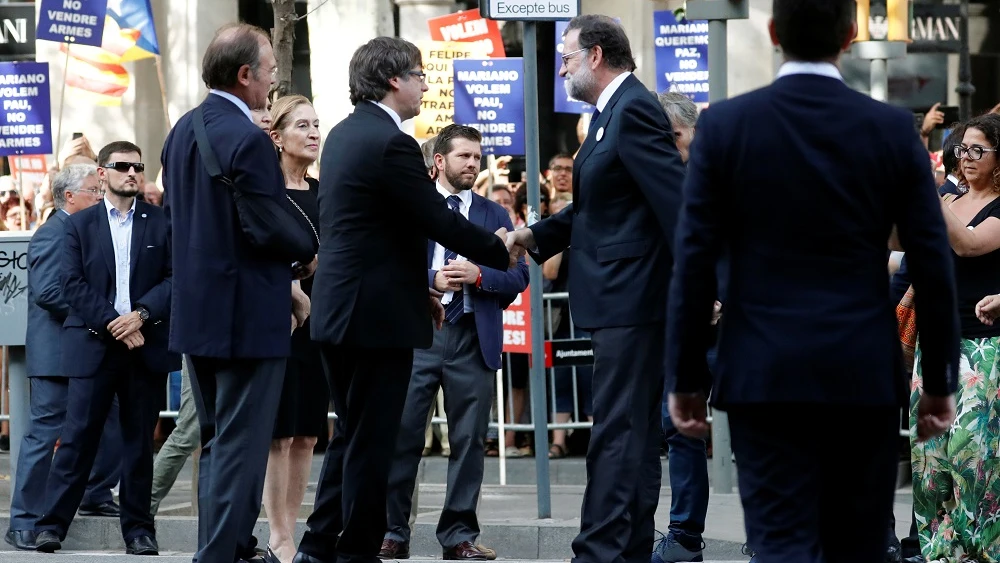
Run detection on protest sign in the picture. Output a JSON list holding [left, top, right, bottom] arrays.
[[0, 62, 53, 157], [454, 58, 525, 156]]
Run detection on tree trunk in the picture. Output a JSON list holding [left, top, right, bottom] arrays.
[[271, 0, 297, 100]]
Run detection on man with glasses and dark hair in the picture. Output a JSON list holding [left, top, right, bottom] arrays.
[[546, 153, 574, 195], [32, 142, 179, 556], [297, 37, 515, 563], [665, 0, 959, 562], [505, 13, 687, 563], [5, 164, 123, 552]]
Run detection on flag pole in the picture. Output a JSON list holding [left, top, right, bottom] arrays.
[[54, 44, 71, 165], [154, 55, 170, 128]]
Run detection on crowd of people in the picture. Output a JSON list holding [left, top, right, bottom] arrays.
[[9, 1, 1000, 563]]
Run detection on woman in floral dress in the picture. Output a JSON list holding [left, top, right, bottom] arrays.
[[910, 113, 1000, 563]]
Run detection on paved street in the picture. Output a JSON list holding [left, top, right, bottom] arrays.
[[0, 453, 915, 560]]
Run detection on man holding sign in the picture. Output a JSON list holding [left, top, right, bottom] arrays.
[[505, 14, 686, 563]]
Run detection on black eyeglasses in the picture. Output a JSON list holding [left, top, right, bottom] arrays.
[[406, 70, 427, 82], [104, 161, 145, 173]]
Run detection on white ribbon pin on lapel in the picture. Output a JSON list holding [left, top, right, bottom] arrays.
[[596, 127, 604, 142]]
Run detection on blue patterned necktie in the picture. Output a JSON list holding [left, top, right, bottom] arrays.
[[443, 195, 466, 324]]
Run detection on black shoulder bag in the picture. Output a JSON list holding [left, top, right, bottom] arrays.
[[191, 104, 317, 263]]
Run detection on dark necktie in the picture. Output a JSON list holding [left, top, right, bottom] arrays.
[[443, 195, 466, 324], [592, 108, 600, 122]]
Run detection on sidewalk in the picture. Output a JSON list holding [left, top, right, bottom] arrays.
[[0, 455, 915, 560]]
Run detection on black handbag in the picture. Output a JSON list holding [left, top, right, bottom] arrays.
[[191, 104, 317, 263]]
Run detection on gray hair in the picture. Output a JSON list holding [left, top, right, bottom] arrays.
[[657, 92, 699, 129], [421, 136, 438, 173], [52, 164, 98, 210]]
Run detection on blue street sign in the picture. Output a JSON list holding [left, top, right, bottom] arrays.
[[0, 62, 53, 157], [36, 0, 108, 47], [454, 58, 526, 156], [654, 10, 710, 103]]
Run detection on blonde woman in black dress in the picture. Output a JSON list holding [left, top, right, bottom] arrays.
[[261, 94, 328, 563]]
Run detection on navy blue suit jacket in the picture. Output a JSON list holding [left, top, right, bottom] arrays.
[[26, 211, 70, 377], [528, 74, 687, 330], [426, 192, 529, 370], [163, 94, 299, 359], [60, 200, 180, 377], [666, 73, 960, 407]]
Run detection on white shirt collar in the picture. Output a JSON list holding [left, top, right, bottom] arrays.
[[947, 174, 960, 185], [371, 101, 404, 130], [209, 89, 253, 121], [104, 197, 136, 218], [596, 71, 632, 112], [436, 181, 473, 208], [775, 61, 844, 82]]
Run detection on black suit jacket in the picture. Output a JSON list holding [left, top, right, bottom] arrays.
[[666, 73, 960, 407], [529, 74, 687, 330], [162, 94, 306, 359], [26, 211, 70, 377], [310, 102, 510, 349], [60, 200, 180, 377]]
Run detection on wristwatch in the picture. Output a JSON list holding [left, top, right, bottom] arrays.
[[135, 306, 150, 322]]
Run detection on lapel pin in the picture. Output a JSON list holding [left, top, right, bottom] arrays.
[[141, 213, 147, 218], [596, 127, 605, 142]]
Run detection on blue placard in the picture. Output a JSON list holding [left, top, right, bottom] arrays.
[[453, 58, 526, 157], [36, 0, 108, 47], [653, 10, 709, 103], [553, 20, 592, 114], [0, 62, 53, 157]]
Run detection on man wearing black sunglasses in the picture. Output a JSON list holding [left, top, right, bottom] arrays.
[[33, 141, 178, 556]]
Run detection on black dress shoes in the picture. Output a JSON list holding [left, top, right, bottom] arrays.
[[125, 534, 159, 556], [78, 500, 121, 517], [4, 529, 36, 551], [34, 530, 61, 553]]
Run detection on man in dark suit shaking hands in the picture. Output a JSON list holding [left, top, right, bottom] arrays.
[[33, 141, 179, 556], [505, 15, 687, 563], [665, 1, 960, 562], [296, 38, 513, 563]]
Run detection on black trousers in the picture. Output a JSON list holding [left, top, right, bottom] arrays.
[[571, 323, 664, 563], [187, 356, 286, 563], [728, 405, 899, 563], [36, 348, 164, 542], [300, 344, 414, 563]]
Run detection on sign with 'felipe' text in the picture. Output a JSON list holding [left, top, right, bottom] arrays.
[[414, 41, 489, 140], [480, 0, 579, 21]]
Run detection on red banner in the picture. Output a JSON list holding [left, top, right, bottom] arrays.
[[428, 9, 506, 58], [502, 287, 531, 354]]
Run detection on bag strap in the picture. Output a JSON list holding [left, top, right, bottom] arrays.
[[192, 104, 234, 187]]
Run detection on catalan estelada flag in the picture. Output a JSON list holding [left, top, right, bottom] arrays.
[[62, 0, 159, 106]]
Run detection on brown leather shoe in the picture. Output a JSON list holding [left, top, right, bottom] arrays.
[[475, 544, 497, 560], [443, 541, 490, 560], [378, 539, 409, 560]]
